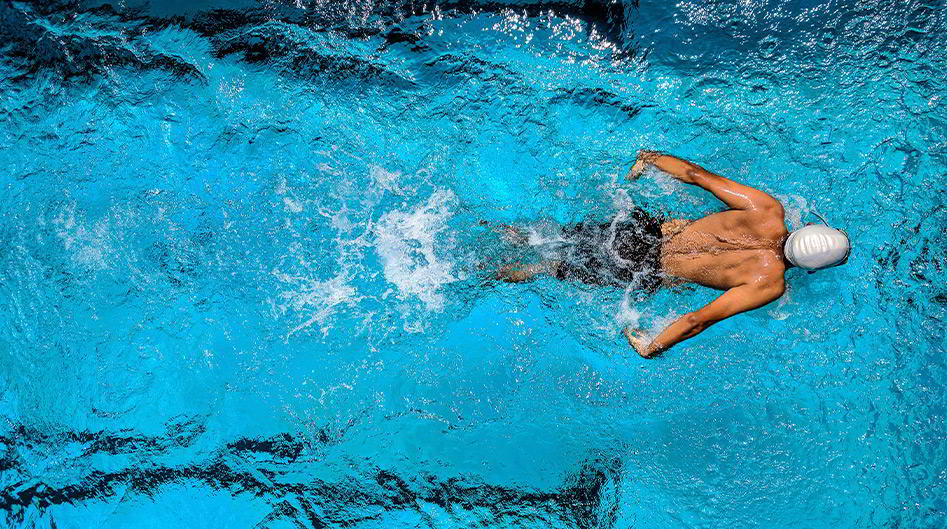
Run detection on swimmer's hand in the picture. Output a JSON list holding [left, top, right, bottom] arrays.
[[626, 150, 661, 181], [623, 327, 655, 359]]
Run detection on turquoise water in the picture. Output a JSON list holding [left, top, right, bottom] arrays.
[[1, 0, 945, 527]]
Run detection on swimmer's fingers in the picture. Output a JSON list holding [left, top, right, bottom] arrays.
[[621, 326, 641, 350], [626, 160, 646, 181], [622, 327, 653, 358], [627, 150, 660, 181], [638, 149, 661, 161]]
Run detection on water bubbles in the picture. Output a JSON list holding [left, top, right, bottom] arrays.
[[374, 189, 458, 310], [3, 1, 947, 527]]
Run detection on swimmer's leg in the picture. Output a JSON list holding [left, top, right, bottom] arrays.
[[496, 260, 561, 283], [477, 220, 533, 246]]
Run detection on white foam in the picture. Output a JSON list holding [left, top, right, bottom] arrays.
[[276, 270, 357, 338], [766, 284, 793, 321], [283, 197, 303, 213], [369, 164, 403, 194], [375, 189, 458, 310], [52, 204, 116, 271], [614, 287, 643, 329], [522, 220, 569, 260], [610, 186, 637, 212]]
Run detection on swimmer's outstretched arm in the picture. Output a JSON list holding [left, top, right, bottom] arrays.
[[624, 281, 784, 358], [628, 151, 782, 212]]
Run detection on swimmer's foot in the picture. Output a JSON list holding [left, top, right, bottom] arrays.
[[476, 257, 495, 271], [496, 261, 558, 283], [497, 263, 541, 283], [497, 225, 529, 246], [478, 221, 531, 246]]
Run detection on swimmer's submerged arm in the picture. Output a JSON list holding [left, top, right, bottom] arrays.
[[630, 151, 782, 212], [629, 282, 784, 358]]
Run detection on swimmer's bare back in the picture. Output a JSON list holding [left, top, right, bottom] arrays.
[[625, 151, 788, 358]]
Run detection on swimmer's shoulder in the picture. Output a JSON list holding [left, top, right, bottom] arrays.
[[742, 203, 788, 238]]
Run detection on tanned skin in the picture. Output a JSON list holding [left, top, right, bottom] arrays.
[[623, 151, 788, 358], [497, 151, 790, 358]]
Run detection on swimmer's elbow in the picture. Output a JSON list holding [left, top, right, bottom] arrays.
[[757, 200, 784, 217], [684, 167, 710, 185], [754, 279, 786, 302]]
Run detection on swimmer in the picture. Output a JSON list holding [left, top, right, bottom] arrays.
[[496, 151, 850, 358]]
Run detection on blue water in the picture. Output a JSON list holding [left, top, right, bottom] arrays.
[[1, 1, 945, 527]]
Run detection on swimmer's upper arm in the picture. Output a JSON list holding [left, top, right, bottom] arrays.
[[689, 281, 784, 329], [641, 152, 782, 212]]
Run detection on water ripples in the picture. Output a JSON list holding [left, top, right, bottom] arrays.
[[1, 0, 945, 527]]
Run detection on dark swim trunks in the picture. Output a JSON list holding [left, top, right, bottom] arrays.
[[554, 208, 664, 291]]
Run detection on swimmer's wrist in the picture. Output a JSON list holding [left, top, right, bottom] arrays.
[[644, 340, 665, 358], [628, 150, 663, 181]]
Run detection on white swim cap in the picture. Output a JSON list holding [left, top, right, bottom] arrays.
[[784, 225, 850, 270]]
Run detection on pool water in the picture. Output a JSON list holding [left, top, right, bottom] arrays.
[[1, 1, 945, 527]]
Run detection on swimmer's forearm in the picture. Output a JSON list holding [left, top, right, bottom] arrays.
[[643, 312, 708, 357], [636, 151, 779, 212], [630, 151, 707, 185], [647, 154, 706, 185]]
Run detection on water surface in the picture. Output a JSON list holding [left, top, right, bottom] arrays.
[[1, 1, 945, 527]]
